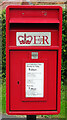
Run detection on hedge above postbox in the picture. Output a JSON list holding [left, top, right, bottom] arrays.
[[6, 5, 62, 115]]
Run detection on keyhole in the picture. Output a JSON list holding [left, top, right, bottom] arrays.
[[17, 81, 19, 84]]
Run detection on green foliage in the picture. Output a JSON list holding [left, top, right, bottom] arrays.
[[62, 9, 67, 83], [2, 10, 6, 83], [2, 81, 6, 113], [0, 83, 2, 113]]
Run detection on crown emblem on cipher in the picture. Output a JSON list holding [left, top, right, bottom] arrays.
[[18, 34, 33, 44]]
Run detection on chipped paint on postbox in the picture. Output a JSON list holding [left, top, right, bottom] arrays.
[[16, 32, 51, 46]]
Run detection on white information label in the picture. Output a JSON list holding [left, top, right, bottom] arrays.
[[26, 63, 44, 97], [16, 32, 51, 46]]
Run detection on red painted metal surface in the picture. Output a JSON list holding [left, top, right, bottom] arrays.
[[10, 50, 56, 111], [9, 18, 60, 23], [6, 5, 62, 115]]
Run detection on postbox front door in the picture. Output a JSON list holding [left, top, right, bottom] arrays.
[[10, 50, 57, 110]]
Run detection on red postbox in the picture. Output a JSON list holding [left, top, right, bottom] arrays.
[[6, 5, 62, 115]]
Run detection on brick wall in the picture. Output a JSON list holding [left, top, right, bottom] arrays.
[[0, 0, 66, 10], [0, 1, 20, 10]]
